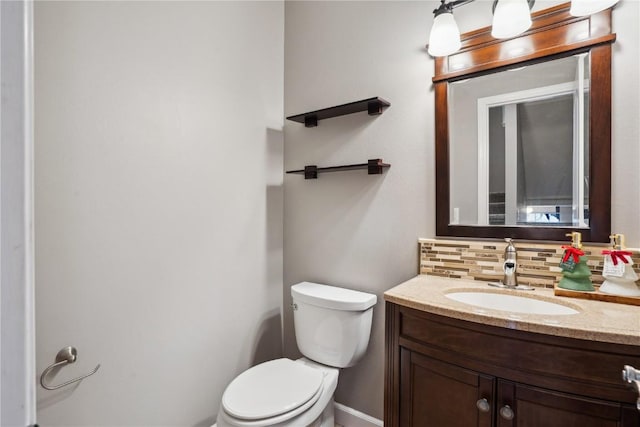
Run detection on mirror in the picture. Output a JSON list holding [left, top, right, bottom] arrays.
[[449, 53, 590, 228], [434, 3, 615, 242]]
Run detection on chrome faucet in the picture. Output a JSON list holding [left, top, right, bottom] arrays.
[[503, 238, 518, 288], [489, 238, 533, 290]]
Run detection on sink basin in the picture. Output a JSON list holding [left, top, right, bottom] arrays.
[[445, 291, 579, 315]]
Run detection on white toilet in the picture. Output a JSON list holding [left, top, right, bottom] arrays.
[[215, 281, 377, 427]]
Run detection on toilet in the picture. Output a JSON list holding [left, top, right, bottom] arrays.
[[215, 281, 377, 427]]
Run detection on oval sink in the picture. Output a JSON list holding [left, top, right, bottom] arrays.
[[445, 291, 579, 315]]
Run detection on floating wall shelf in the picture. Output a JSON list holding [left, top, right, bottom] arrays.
[[286, 159, 390, 179], [286, 97, 390, 127]]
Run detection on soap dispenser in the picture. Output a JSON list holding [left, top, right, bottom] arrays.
[[558, 231, 595, 292], [599, 234, 640, 297]]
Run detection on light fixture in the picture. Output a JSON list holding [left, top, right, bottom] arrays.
[[570, 0, 620, 16], [428, 0, 619, 57], [492, 0, 533, 39], [427, 4, 462, 57]]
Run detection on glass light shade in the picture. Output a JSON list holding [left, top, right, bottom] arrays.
[[428, 12, 461, 57], [570, 0, 619, 16], [491, 0, 532, 39]]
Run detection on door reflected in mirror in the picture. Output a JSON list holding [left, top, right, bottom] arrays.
[[449, 53, 590, 228]]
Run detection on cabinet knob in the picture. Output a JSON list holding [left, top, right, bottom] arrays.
[[499, 405, 515, 420], [476, 398, 491, 413]]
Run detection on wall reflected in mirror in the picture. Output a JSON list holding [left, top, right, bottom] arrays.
[[449, 53, 590, 228]]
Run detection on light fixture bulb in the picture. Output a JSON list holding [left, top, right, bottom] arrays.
[[428, 12, 462, 57], [570, 0, 619, 16], [491, 0, 532, 39]]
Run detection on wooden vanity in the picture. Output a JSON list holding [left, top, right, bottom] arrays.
[[384, 276, 640, 427]]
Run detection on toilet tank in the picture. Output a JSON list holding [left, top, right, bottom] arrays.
[[291, 282, 377, 368]]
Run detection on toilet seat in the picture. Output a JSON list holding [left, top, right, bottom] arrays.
[[216, 358, 339, 427], [221, 358, 324, 423]]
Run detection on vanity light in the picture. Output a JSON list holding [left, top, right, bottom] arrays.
[[492, 0, 533, 39], [427, 3, 462, 57], [427, 0, 619, 57], [570, 0, 620, 16]]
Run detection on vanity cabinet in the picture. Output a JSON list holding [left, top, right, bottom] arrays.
[[386, 303, 640, 427], [401, 348, 493, 427], [496, 380, 633, 427]]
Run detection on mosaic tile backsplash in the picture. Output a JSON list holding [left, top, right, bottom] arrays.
[[419, 238, 640, 289]]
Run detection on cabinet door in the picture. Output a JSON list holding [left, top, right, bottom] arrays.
[[496, 380, 640, 427], [400, 348, 494, 427]]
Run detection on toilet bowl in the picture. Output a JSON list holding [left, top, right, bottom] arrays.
[[215, 282, 376, 427]]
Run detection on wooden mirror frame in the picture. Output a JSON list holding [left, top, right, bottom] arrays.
[[434, 2, 616, 242]]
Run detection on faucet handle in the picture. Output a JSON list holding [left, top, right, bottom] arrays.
[[504, 238, 516, 258]]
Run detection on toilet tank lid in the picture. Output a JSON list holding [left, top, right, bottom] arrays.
[[291, 282, 377, 311]]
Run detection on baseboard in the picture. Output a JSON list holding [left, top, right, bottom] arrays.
[[334, 402, 383, 427]]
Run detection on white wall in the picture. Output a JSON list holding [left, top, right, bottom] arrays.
[[34, 2, 283, 425], [283, 1, 433, 419], [283, 0, 640, 420], [611, 0, 640, 246]]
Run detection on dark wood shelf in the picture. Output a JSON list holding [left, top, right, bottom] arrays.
[[286, 97, 390, 127], [286, 159, 390, 179]]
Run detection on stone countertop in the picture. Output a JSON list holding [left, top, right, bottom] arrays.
[[384, 275, 640, 346]]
